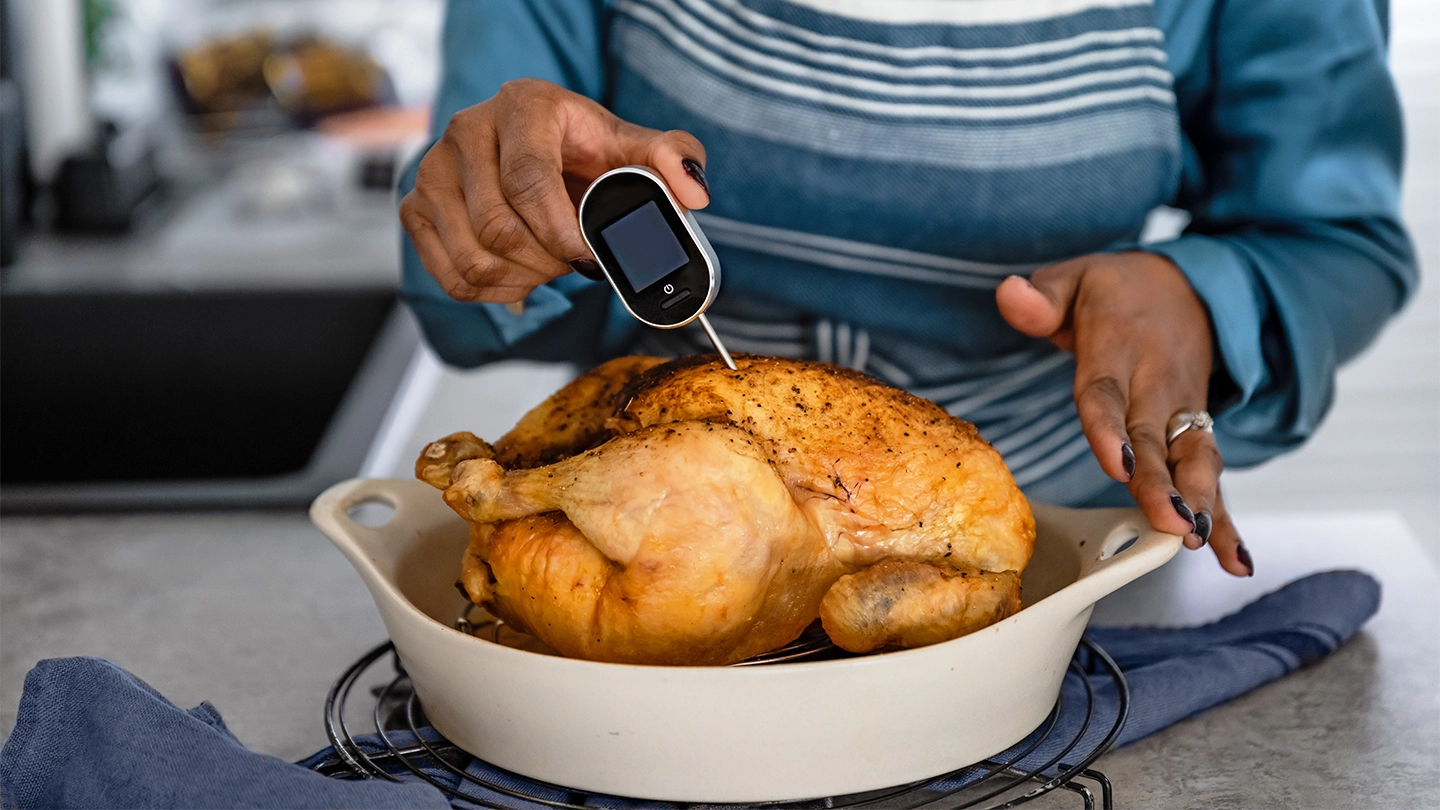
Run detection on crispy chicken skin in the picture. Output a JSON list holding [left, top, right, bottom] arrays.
[[452, 423, 839, 665], [819, 562, 1023, 651], [494, 355, 668, 469], [421, 354, 1035, 664]]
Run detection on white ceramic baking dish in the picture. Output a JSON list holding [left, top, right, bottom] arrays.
[[311, 477, 1180, 803]]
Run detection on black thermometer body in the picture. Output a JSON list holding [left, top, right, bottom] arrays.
[[578, 166, 735, 368]]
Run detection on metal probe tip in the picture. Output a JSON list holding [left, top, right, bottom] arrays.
[[696, 313, 737, 370]]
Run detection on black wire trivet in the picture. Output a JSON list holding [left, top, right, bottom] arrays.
[[317, 628, 1126, 810]]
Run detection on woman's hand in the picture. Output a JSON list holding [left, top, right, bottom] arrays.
[[995, 252, 1253, 577], [400, 78, 711, 304]]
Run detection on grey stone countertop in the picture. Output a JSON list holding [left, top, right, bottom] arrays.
[[2, 506, 1437, 809]]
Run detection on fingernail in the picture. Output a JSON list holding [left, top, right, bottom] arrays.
[[504, 301, 525, 316], [1236, 542, 1255, 577], [1121, 443, 1135, 480], [1170, 494, 1196, 529], [1194, 510, 1212, 545], [569, 258, 603, 280], [681, 158, 709, 195]]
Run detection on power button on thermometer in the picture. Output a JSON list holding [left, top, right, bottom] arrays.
[[577, 166, 736, 369]]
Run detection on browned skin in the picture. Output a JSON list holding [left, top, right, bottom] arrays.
[[422, 354, 1034, 665], [610, 355, 1034, 573], [416, 355, 666, 488], [454, 423, 838, 665], [493, 355, 668, 469], [415, 432, 494, 488], [819, 561, 1023, 652]]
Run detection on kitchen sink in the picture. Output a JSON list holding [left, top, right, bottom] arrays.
[[0, 289, 416, 510]]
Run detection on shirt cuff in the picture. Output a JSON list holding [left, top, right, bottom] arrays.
[[1144, 235, 1270, 409], [479, 275, 589, 345]]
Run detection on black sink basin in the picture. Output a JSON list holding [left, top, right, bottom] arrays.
[[1, 289, 415, 510]]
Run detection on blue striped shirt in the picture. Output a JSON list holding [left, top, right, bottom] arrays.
[[399, 0, 1416, 505]]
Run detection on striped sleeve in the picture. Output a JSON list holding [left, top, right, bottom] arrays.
[[1146, 0, 1417, 467], [398, 0, 631, 368]]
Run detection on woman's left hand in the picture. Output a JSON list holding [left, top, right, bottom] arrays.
[[995, 252, 1253, 577]]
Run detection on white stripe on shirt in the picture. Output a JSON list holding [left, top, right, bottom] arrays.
[[696, 213, 1040, 278], [616, 22, 1178, 169], [777, 0, 1151, 26], [635, 0, 1168, 83], [616, 12, 1174, 116], [696, 0, 1161, 62]]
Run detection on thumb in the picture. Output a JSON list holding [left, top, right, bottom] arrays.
[[613, 122, 710, 210], [995, 260, 1085, 338]]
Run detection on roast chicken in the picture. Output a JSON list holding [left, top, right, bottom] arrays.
[[417, 355, 1034, 665]]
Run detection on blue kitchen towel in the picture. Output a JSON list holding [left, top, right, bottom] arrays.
[[1, 570, 1379, 810], [0, 659, 450, 810]]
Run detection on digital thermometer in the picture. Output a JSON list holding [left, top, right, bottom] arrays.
[[578, 166, 736, 369]]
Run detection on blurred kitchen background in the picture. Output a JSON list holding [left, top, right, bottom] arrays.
[[1, 0, 441, 509], [1, 0, 1436, 564]]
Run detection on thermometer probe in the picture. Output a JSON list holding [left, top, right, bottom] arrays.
[[577, 166, 736, 369]]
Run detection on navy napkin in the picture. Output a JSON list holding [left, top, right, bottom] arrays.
[[1, 570, 1380, 810]]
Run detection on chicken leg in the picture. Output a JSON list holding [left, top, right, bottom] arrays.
[[445, 421, 843, 665], [819, 561, 1022, 652]]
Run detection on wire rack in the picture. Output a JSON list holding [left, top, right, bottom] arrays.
[[316, 618, 1127, 810]]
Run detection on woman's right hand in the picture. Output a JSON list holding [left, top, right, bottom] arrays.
[[400, 78, 711, 304]]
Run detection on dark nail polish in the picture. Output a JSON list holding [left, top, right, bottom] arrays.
[[681, 158, 709, 195], [1236, 542, 1255, 577], [569, 258, 603, 280], [1121, 443, 1135, 480], [1194, 510, 1212, 545], [1170, 494, 1196, 529]]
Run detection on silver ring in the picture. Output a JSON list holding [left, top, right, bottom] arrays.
[[1166, 410, 1214, 446]]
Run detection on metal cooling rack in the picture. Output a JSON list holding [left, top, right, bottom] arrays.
[[316, 625, 1126, 810]]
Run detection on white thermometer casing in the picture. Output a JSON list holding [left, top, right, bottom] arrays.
[[577, 166, 722, 330]]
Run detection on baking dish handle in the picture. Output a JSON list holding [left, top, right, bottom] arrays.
[[310, 477, 452, 559], [1047, 506, 1183, 611]]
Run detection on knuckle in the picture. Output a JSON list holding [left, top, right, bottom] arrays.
[[443, 106, 483, 139], [399, 192, 436, 223], [499, 153, 555, 208], [1079, 375, 1125, 405], [441, 110, 497, 152], [499, 77, 546, 98], [398, 196, 425, 229], [1128, 423, 1165, 451], [413, 150, 447, 187], [1198, 440, 1225, 473], [438, 274, 472, 301], [664, 129, 705, 157], [475, 204, 530, 257], [1077, 376, 1127, 425], [1033, 257, 1081, 284], [455, 248, 503, 286], [1172, 429, 1224, 470], [1129, 471, 1173, 505], [496, 79, 563, 118]]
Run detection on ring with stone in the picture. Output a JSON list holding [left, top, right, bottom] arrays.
[[1166, 410, 1215, 446]]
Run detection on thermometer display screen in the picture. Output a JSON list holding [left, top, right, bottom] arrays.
[[599, 201, 689, 292]]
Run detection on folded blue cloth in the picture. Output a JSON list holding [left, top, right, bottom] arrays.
[[1, 571, 1380, 810]]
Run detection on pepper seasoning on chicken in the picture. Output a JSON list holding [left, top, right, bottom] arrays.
[[418, 354, 1034, 665]]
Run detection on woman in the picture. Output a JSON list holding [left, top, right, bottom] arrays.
[[397, 0, 1416, 578]]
